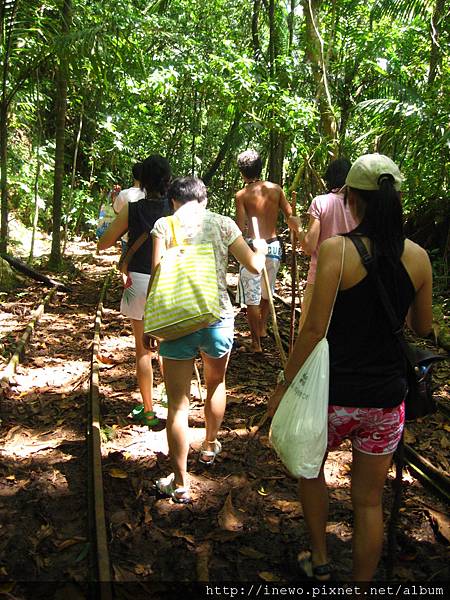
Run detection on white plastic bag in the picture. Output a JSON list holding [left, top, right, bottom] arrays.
[[269, 337, 329, 479]]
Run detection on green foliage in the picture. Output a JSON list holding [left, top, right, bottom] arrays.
[[1, 0, 448, 258]]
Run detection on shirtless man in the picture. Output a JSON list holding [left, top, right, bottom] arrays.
[[235, 150, 296, 352]]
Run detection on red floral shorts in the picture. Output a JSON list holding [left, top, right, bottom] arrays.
[[327, 402, 405, 455]]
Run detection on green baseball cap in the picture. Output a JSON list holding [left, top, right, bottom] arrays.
[[345, 154, 404, 191]]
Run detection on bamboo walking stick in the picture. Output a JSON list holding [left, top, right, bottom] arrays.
[[289, 191, 298, 353]]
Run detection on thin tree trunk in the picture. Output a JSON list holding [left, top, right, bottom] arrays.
[[288, 0, 297, 51], [30, 69, 43, 261], [0, 0, 19, 254], [74, 154, 94, 234], [62, 105, 83, 255], [0, 99, 7, 253], [191, 89, 198, 175], [303, 0, 337, 154], [49, 0, 72, 269], [202, 111, 242, 186], [267, 0, 284, 185], [428, 0, 445, 86], [252, 0, 262, 61]]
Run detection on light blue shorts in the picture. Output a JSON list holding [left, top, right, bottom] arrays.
[[159, 317, 234, 360]]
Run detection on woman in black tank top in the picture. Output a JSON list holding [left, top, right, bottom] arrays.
[[268, 154, 432, 582], [98, 155, 172, 428]]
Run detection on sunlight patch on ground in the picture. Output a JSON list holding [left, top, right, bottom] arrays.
[[102, 424, 207, 458], [324, 449, 352, 488], [100, 334, 133, 354], [8, 215, 51, 258], [0, 311, 22, 338], [13, 359, 89, 389], [1, 426, 81, 459]]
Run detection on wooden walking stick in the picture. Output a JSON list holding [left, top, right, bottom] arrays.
[[194, 362, 204, 403], [387, 434, 404, 579], [249, 217, 287, 436], [251, 217, 287, 366], [289, 190, 298, 353]]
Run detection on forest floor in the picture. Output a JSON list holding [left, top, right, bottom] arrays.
[[0, 238, 449, 597]]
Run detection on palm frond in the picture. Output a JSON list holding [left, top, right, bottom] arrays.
[[371, 0, 435, 23]]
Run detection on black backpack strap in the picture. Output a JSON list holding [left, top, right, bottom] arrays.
[[348, 234, 416, 367], [119, 232, 148, 274], [348, 234, 374, 270]]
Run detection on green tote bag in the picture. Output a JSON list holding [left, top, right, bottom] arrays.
[[143, 215, 221, 341]]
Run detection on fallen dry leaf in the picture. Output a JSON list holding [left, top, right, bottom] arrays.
[[54, 537, 86, 551], [426, 508, 450, 543], [108, 468, 128, 479], [97, 354, 117, 365], [403, 429, 416, 445], [168, 529, 195, 545], [196, 541, 212, 582], [134, 563, 152, 576], [264, 515, 280, 533], [440, 435, 450, 450], [218, 492, 244, 531], [239, 546, 265, 559], [259, 571, 280, 582], [227, 395, 243, 405], [113, 564, 138, 581], [143, 506, 152, 525]]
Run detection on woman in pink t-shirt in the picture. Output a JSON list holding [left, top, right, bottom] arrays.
[[293, 159, 357, 329]]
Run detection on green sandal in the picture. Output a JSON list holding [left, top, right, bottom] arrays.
[[131, 404, 145, 420], [131, 405, 159, 427], [140, 411, 159, 427]]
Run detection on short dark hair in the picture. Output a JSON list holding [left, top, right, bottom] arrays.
[[168, 177, 207, 205], [323, 158, 351, 192], [237, 150, 262, 179], [132, 162, 142, 181], [140, 155, 171, 196]]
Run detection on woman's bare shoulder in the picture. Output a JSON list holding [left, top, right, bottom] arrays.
[[320, 235, 345, 253], [404, 238, 430, 262]]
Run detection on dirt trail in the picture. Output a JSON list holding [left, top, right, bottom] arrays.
[[0, 242, 449, 596]]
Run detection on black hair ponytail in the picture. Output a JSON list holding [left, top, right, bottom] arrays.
[[324, 158, 351, 193], [350, 174, 405, 261], [140, 155, 172, 197]]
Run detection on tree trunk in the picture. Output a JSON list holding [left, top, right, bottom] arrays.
[[0, 0, 18, 254], [62, 105, 83, 255], [202, 111, 242, 186], [268, 130, 284, 185], [191, 89, 198, 175], [303, 0, 337, 154], [30, 69, 43, 261], [288, 0, 297, 51], [49, 0, 72, 269], [428, 0, 445, 86], [0, 99, 8, 253], [252, 0, 262, 61], [266, 0, 285, 185], [1, 253, 71, 291]]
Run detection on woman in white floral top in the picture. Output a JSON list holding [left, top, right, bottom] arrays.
[[149, 177, 267, 503]]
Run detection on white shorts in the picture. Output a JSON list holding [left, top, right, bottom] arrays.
[[120, 271, 151, 320], [236, 240, 281, 306]]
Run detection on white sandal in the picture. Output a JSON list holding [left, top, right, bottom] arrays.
[[155, 473, 191, 504], [199, 440, 222, 465]]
